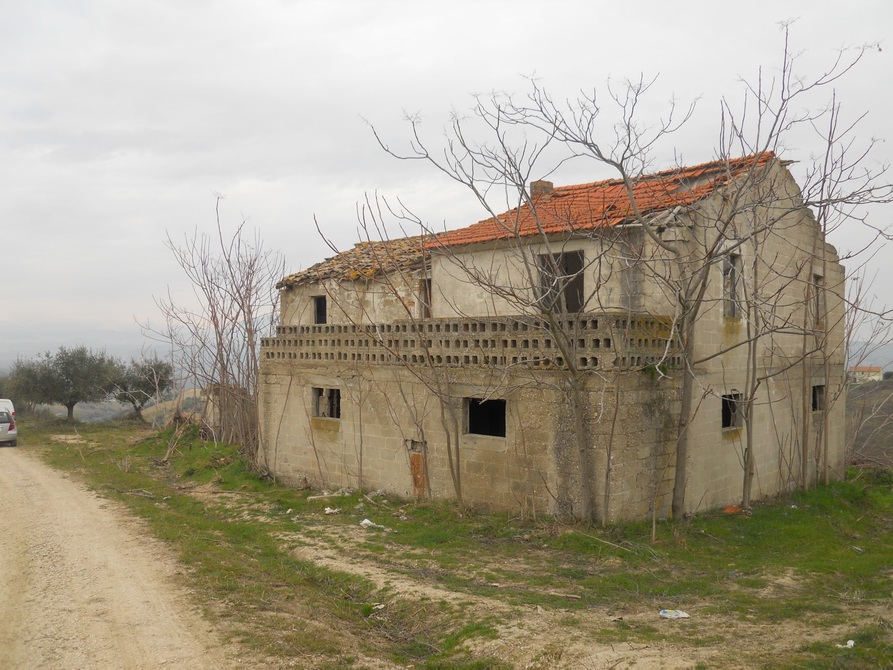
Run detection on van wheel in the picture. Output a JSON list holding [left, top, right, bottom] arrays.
[[10, 440, 16, 447]]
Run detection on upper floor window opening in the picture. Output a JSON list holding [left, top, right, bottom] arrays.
[[812, 384, 826, 412], [811, 274, 825, 331], [722, 254, 742, 318], [313, 295, 327, 324], [419, 277, 432, 319], [537, 250, 584, 314]]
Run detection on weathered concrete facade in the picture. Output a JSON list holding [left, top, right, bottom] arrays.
[[259, 154, 846, 521], [260, 313, 682, 520]]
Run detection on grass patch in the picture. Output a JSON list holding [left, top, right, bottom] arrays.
[[775, 622, 893, 668], [15, 414, 893, 668]]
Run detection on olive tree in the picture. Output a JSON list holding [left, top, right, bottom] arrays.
[[111, 357, 175, 421], [10, 346, 118, 422]]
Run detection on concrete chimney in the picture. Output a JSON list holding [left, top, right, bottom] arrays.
[[530, 180, 554, 199]]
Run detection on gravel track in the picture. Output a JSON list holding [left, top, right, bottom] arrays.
[[0, 447, 236, 669]]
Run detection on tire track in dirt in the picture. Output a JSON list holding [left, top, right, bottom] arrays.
[[0, 447, 241, 669], [278, 525, 705, 669]]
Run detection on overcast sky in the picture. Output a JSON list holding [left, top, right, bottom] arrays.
[[1, 1, 891, 371]]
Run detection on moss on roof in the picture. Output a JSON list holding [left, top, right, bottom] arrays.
[[276, 235, 432, 288]]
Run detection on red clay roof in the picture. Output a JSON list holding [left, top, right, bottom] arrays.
[[277, 153, 777, 287], [429, 152, 776, 248]]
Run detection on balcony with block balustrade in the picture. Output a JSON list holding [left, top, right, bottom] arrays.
[[261, 312, 681, 373]]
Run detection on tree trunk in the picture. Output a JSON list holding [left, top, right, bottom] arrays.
[[570, 382, 594, 522], [742, 258, 760, 509], [602, 375, 622, 526], [66, 403, 76, 423], [672, 313, 697, 518], [742, 404, 756, 508]]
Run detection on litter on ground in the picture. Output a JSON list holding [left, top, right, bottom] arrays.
[[360, 518, 384, 530], [659, 609, 691, 619]]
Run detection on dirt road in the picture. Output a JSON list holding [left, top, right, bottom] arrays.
[[0, 447, 237, 669]]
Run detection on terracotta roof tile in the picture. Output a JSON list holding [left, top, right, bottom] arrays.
[[429, 153, 775, 248], [277, 153, 775, 287]]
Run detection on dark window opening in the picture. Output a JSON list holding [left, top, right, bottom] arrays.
[[812, 274, 825, 330], [812, 384, 826, 411], [312, 387, 341, 419], [721, 392, 742, 429], [723, 254, 741, 318], [538, 251, 584, 314], [465, 398, 506, 437], [419, 278, 432, 319], [313, 296, 327, 324], [563, 251, 584, 312]]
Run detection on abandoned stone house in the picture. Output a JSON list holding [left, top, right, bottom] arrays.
[[259, 152, 846, 521]]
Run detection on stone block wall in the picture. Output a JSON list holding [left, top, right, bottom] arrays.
[[259, 313, 683, 522]]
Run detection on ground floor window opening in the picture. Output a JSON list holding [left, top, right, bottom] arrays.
[[313, 387, 341, 418], [465, 398, 506, 437], [722, 392, 743, 429]]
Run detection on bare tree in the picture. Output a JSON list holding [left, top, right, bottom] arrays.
[[261, 28, 890, 522], [280, 216, 469, 504], [363, 28, 890, 517], [300, 164, 681, 522], [147, 197, 284, 463]]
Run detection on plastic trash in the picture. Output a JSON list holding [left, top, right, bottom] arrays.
[[659, 609, 690, 619], [835, 640, 855, 649], [359, 518, 395, 532], [360, 518, 384, 529], [324, 507, 341, 515]]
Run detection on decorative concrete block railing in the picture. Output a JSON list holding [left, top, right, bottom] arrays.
[[261, 313, 681, 371]]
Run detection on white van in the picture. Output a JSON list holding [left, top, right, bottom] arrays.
[[0, 399, 16, 446]]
